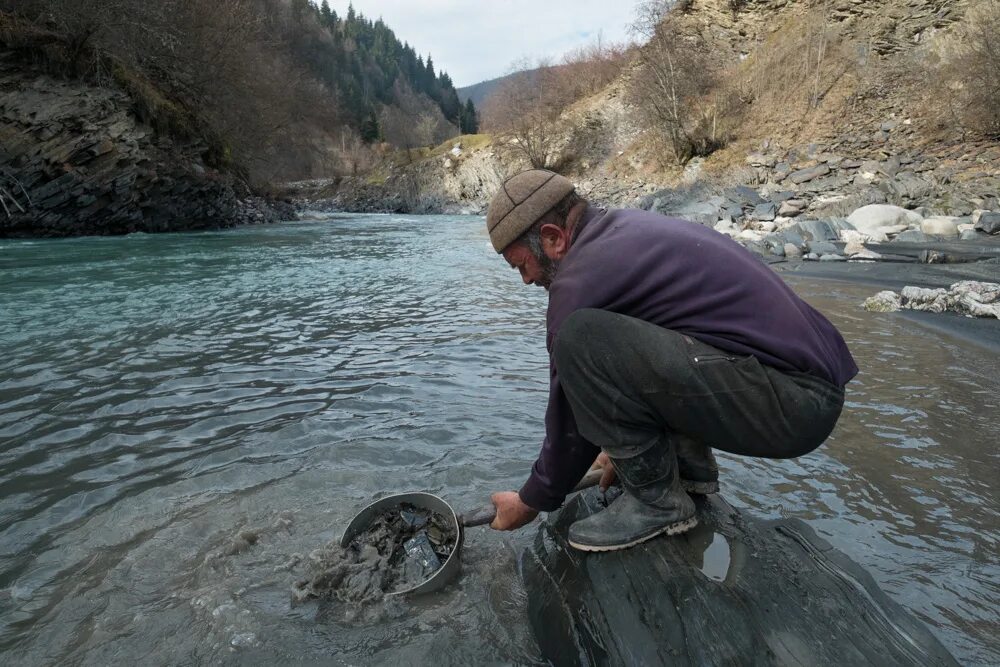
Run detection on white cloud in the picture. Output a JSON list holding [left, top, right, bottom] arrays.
[[327, 1, 646, 87]]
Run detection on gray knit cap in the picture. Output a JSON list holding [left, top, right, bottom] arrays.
[[486, 169, 576, 253]]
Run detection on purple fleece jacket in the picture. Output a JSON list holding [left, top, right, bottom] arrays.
[[518, 206, 859, 512]]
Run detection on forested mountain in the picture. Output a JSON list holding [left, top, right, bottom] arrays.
[[1, 0, 478, 182], [292, 1, 478, 141]]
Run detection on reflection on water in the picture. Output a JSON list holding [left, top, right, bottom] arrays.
[[0, 216, 997, 665]]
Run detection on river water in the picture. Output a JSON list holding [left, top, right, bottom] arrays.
[[0, 214, 997, 665]]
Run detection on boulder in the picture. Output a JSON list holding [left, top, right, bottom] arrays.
[[960, 229, 984, 241], [808, 240, 839, 255], [863, 291, 902, 312], [819, 253, 847, 261], [727, 185, 765, 207], [920, 216, 960, 238], [784, 243, 803, 258], [524, 492, 960, 667], [974, 211, 1000, 235], [768, 190, 797, 203], [789, 219, 840, 242], [751, 202, 777, 221], [847, 205, 922, 237], [778, 199, 805, 217], [788, 163, 831, 184]]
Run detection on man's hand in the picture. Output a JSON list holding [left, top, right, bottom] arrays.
[[593, 452, 617, 491], [490, 491, 539, 530]]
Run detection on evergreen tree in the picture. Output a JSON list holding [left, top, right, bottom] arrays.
[[461, 98, 479, 134], [320, 0, 332, 24], [360, 110, 381, 143]]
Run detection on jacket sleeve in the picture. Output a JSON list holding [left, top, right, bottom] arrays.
[[518, 357, 601, 511]]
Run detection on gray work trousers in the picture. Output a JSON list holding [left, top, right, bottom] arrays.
[[552, 309, 845, 459]]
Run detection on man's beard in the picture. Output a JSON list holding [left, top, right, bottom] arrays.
[[535, 252, 559, 290]]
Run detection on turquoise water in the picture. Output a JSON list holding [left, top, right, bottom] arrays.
[[0, 215, 997, 664]]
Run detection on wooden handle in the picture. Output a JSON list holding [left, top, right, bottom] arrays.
[[459, 467, 605, 527]]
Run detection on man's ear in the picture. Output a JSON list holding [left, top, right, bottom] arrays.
[[539, 223, 567, 257]]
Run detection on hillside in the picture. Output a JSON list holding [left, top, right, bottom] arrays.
[[457, 72, 516, 108], [310, 0, 1000, 264], [0, 0, 482, 235]]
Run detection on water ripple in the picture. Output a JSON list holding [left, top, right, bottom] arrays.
[[0, 217, 996, 665]]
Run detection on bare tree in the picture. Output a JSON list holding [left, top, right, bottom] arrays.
[[480, 59, 567, 169], [934, 0, 1000, 137], [627, 0, 725, 165]]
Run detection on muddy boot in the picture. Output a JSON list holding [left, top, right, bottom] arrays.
[[677, 435, 720, 495], [568, 443, 697, 552]]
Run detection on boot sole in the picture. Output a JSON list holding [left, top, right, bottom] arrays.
[[681, 479, 719, 495], [568, 516, 699, 553]]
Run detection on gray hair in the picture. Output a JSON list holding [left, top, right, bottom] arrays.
[[517, 191, 584, 260]]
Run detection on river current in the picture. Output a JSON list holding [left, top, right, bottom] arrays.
[[0, 214, 997, 665]]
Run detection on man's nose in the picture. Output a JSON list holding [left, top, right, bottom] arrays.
[[522, 274, 533, 285]]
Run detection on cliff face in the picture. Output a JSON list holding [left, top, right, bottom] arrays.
[[0, 51, 285, 237]]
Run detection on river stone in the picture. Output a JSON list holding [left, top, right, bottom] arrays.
[[752, 202, 777, 221], [808, 240, 839, 255], [960, 229, 984, 241], [974, 212, 1000, 234], [778, 199, 805, 217], [920, 216, 960, 238], [788, 219, 839, 242], [819, 253, 847, 261], [863, 291, 902, 312], [847, 205, 922, 237], [784, 243, 803, 258], [788, 163, 831, 184]]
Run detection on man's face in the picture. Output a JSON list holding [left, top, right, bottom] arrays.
[[502, 242, 557, 290]]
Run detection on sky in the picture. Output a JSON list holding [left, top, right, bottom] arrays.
[[329, 1, 648, 88]]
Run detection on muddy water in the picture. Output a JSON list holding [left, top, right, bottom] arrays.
[[0, 215, 996, 665]]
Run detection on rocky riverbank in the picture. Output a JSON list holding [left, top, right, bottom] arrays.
[[0, 50, 291, 237]]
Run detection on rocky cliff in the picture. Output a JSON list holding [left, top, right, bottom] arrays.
[[0, 49, 287, 237]]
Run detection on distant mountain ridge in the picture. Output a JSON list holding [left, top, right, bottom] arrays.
[[457, 73, 510, 108]]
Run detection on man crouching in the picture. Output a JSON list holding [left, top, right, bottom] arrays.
[[487, 169, 858, 552]]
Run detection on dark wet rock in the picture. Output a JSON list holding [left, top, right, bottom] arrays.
[[0, 51, 282, 237], [788, 163, 831, 184], [524, 492, 959, 667], [975, 212, 1000, 235], [788, 219, 850, 242]]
